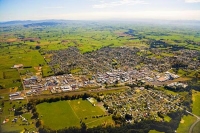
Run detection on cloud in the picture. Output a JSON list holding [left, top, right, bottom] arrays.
[[185, 0, 200, 3], [93, 0, 147, 8], [44, 6, 64, 9]]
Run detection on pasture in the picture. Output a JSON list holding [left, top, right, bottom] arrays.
[[36, 99, 111, 130], [0, 100, 36, 133], [177, 90, 200, 133], [0, 22, 200, 89], [176, 115, 196, 133], [192, 90, 200, 116]]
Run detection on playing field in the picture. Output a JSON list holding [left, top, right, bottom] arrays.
[[36, 99, 109, 130]]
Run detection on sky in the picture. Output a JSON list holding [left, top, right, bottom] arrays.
[[0, 0, 200, 21]]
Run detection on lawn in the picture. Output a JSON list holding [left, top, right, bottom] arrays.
[[192, 90, 200, 116], [176, 115, 196, 133], [192, 121, 200, 133], [177, 90, 200, 133], [68, 99, 105, 119], [36, 100, 80, 130], [36, 99, 108, 130]]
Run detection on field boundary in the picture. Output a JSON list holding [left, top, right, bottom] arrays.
[[67, 100, 80, 120]]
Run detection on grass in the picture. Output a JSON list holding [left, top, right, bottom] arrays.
[[191, 90, 200, 133], [85, 115, 114, 128], [0, 22, 200, 90], [164, 115, 171, 122], [192, 121, 200, 133], [149, 130, 164, 133], [0, 100, 35, 133], [0, 47, 50, 89], [192, 90, 200, 116], [37, 100, 80, 130], [177, 90, 200, 133], [176, 115, 196, 133], [36, 99, 110, 130], [68, 99, 105, 119]]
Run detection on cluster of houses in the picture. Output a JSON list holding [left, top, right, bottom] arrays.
[[23, 74, 99, 95], [11, 115, 28, 124], [157, 71, 179, 82], [96, 69, 180, 85], [47, 47, 200, 76], [19, 67, 181, 96], [96, 70, 131, 84], [102, 88, 182, 123], [167, 82, 188, 88]]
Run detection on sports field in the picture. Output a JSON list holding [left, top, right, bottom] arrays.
[[36, 99, 111, 130]]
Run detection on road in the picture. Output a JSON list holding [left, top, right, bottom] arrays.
[[17, 68, 29, 103], [29, 86, 130, 100]]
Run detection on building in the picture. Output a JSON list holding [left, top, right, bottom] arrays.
[[11, 64, 23, 69]]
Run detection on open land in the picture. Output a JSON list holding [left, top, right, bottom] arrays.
[[0, 20, 200, 133], [36, 99, 109, 130], [177, 90, 200, 133]]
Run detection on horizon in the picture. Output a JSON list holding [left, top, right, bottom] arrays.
[[0, 0, 200, 21]]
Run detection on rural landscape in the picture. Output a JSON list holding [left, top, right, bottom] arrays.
[[0, 20, 200, 133]]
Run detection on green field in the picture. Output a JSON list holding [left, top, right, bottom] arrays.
[[191, 90, 200, 133], [36, 99, 110, 130], [0, 100, 36, 133], [177, 90, 200, 133], [177, 115, 196, 133], [192, 121, 200, 133], [192, 90, 200, 116], [0, 21, 200, 89], [149, 130, 164, 133]]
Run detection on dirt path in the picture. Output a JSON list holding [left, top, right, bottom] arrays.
[[189, 119, 200, 133]]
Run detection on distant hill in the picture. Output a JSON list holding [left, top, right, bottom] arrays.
[[0, 19, 200, 28], [0, 20, 66, 27]]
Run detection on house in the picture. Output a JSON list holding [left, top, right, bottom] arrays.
[[11, 64, 23, 69], [9, 92, 21, 97], [10, 96, 24, 100]]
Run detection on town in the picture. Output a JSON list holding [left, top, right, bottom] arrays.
[[102, 87, 183, 123], [9, 66, 187, 101]]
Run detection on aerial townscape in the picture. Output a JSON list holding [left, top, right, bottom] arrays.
[[0, 0, 200, 133]]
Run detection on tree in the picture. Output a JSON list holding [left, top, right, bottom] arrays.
[[81, 122, 87, 133], [36, 120, 43, 128], [35, 45, 41, 49], [0, 85, 4, 89], [108, 108, 114, 114], [1, 101, 4, 107], [32, 112, 39, 119], [125, 114, 132, 120]]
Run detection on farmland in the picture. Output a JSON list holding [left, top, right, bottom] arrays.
[[0, 100, 36, 133], [176, 90, 200, 133], [0, 20, 200, 133], [0, 21, 200, 89], [36, 99, 110, 130]]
